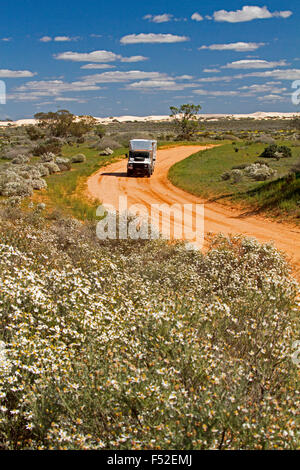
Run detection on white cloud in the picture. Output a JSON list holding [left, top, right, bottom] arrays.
[[1, 37, 12, 42], [120, 33, 189, 44], [245, 69, 300, 80], [54, 97, 87, 103], [213, 6, 292, 23], [257, 94, 285, 101], [126, 79, 197, 91], [0, 69, 36, 78], [55, 50, 148, 63], [194, 89, 239, 96], [143, 14, 173, 23], [82, 70, 167, 83], [120, 55, 148, 63], [199, 42, 265, 52], [223, 59, 288, 69], [198, 69, 300, 84], [39, 36, 52, 42], [55, 50, 121, 62], [40, 35, 78, 42], [203, 69, 220, 73], [191, 12, 204, 22], [80, 64, 116, 69], [54, 36, 78, 42], [239, 83, 287, 95], [11, 79, 101, 101]]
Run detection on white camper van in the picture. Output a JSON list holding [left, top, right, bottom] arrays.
[[127, 139, 157, 177]]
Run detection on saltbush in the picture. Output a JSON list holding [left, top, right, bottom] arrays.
[[71, 154, 86, 163]]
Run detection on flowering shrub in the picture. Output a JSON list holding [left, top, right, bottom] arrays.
[[0, 211, 298, 450], [224, 163, 277, 183], [244, 163, 277, 181]]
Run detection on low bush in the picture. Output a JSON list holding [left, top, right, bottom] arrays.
[[71, 153, 86, 163], [260, 144, 292, 160], [33, 138, 62, 156]]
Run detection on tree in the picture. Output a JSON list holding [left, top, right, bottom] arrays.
[[95, 124, 106, 139], [170, 104, 202, 140], [34, 110, 96, 138]]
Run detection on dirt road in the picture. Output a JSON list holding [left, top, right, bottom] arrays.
[[87, 145, 300, 276]]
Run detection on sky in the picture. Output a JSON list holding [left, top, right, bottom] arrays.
[[1, 0, 300, 119]]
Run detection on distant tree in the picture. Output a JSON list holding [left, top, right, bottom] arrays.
[[34, 110, 96, 138], [170, 104, 202, 140], [95, 124, 106, 139]]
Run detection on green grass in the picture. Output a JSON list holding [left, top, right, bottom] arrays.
[[39, 144, 128, 220], [168, 141, 300, 222]]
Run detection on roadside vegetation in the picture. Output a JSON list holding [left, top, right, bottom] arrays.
[[0, 205, 299, 450], [169, 140, 300, 222]]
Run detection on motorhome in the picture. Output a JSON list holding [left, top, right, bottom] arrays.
[[127, 139, 157, 177]]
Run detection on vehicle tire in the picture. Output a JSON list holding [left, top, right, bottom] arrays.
[[127, 169, 133, 177]]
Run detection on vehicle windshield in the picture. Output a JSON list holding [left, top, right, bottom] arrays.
[[129, 151, 150, 161]]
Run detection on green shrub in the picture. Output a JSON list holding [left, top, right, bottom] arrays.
[[33, 138, 62, 156], [260, 144, 292, 160]]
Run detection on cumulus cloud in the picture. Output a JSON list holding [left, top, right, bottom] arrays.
[[126, 79, 197, 91], [39, 36, 52, 42], [55, 50, 148, 63], [239, 82, 286, 94], [203, 68, 220, 73], [80, 64, 116, 70], [191, 12, 204, 21], [54, 36, 78, 42], [0, 69, 36, 78], [40, 35, 78, 42], [10, 79, 101, 101], [223, 59, 288, 69], [213, 6, 292, 23], [120, 33, 189, 44], [199, 42, 265, 52], [120, 55, 148, 63], [55, 50, 121, 62], [143, 13, 173, 23], [257, 94, 286, 101], [245, 69, 300, 80], [81, 70, 167, 84], [193, 89, 239, 96]]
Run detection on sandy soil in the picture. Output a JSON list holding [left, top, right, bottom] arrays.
[[87, 145, 300, 278]]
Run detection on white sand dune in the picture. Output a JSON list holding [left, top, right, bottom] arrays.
[[1, 112, 300, 127]]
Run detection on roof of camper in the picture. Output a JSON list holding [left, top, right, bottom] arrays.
[[130, 139, 157, 143], [129, 139, 157, 151]]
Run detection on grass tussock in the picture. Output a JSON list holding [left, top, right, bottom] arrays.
[[0, 206, 299, 450]]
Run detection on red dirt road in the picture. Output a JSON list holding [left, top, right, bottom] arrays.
[[87, 145, 300, 277]]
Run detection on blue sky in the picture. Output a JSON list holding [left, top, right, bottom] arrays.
[[1, 0, 300, 119]]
